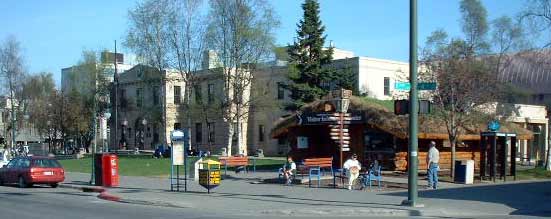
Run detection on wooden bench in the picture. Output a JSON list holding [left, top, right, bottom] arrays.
[[299, 157, 333, 187], [219, 156, 252, 175]]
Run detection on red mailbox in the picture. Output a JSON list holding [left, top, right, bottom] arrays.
[[101, 154, 119, 187]]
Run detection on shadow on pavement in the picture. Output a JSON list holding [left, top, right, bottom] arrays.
[[384, 180, 551, 217], [189, 191, 422, 216]]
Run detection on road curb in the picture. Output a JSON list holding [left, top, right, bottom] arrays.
[[59, 183, 122, 202]]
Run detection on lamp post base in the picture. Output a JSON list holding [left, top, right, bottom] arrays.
[[401, 199, 424, 208]]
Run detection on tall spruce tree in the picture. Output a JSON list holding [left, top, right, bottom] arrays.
[[286, 0, 334, 110]]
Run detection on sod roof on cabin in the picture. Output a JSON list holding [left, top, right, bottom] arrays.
[[271, 96, 532, 140]]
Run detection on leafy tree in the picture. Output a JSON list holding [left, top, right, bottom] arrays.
[[285, 0, 334, 110], [422, 0, 498, 177]]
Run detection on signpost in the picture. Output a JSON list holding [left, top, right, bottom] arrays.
[[170, 129, 189, 192], [394, 82, 436, 91]]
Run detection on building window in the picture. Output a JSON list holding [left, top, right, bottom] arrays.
[[195, 123, 202, 143], [174, 123, 181, 130], [258, 125, 265, 142], [136, 88, 143, 107], [277, 82, 284, 99], [208, 83, 215, 104], [194, 85, 202, 104], [207, 122, 215, 143], [152, 86, 159, 106], [174, 86, 181, 105], [383, 77, 390, 96]]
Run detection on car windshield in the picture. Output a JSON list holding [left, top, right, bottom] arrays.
[[32, 159, 61, 168]]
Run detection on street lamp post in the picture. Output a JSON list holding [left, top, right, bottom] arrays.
[[104, 112, 111, 152], [121, 119, 128, 150], [141, 118, 147, 150]]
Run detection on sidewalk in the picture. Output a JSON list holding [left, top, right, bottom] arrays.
[[61, 171, 551, 218]]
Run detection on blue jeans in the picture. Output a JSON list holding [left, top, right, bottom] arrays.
[[427, 163, 439, 189]]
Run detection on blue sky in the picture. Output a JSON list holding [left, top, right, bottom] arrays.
[[0, 0, 526, 86]]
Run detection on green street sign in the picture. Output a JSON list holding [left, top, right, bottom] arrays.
[[417, 82, 436, 90], [394, 82, 436, 91], [395, 82, 411, 91]]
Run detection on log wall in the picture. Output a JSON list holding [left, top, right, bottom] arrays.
[[394, 151, 481, 171]]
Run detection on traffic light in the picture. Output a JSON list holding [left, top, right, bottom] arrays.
[[394, 100, 431, 115], [394, 100, 409, 115]]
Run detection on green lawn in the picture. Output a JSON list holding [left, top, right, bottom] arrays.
[[516, 167, 551, 180], [59, 156, 285, 177]]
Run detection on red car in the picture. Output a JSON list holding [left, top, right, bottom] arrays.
[[0, 156, 65, 188]]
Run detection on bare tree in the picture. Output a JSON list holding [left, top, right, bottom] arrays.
[[206, 0, 279, 155], [166, 0, 207, 139], [126, 0, 172, 146], [0, 36, 27, 150]]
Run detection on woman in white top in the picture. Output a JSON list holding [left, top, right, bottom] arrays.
[[343, 154, 361, 190]]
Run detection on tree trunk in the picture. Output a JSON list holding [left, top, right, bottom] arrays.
[[451, 138, 456, 178], [226, 123, 234, 156], [546, 142, 551, 171]]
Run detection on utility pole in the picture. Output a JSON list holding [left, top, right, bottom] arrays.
[[402, 0, 423, 207]]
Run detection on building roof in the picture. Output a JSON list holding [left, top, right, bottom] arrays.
[[271, 96, 533, 140], [498, 50, 551, 94]]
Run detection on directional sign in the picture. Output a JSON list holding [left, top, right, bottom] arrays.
[[330, 136, 341, 140], [336, 120, 352, 125], [418, 82, 437, 90], [329, 125, 348, 129], [330, 128, 348, 133], [395, 82, 411, 91], [342, 140, 350, 145], [342, 148, 350, 152], [341, 144, 349, 148]]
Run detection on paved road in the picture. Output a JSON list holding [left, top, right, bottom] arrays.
[[2, 172, 550, 219]]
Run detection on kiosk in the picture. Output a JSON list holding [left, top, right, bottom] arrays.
[[170, 129, 190, 192]]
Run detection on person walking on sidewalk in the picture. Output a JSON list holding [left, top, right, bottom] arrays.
[[343, 154, 361, 190], [426, 141, 440, 189]]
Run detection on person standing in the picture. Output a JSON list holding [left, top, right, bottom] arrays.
[[343, 154, 361, 190], [426, 141, 440, 189]]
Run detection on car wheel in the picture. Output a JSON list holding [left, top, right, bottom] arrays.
[[18, 176, 28, 188], [50, 183, 58, 188]]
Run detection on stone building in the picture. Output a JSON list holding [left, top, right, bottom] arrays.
[[113, 64, 185, 150]]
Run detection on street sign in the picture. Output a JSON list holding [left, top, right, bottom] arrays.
[[418, 82, 437, 90], [342, 148, 350, 152], [330, 136, 340, 140], [394, 82, 437, 91], [395, 82, 411, 91]]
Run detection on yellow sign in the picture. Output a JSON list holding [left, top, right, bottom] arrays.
[[199, 169, 220, 187]]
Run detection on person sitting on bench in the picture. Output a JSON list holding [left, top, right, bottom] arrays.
[[343, 154, 361, 190], [283, 156, 297, 185]]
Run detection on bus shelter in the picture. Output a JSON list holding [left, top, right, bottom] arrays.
[[480, 132, 517, 182]]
